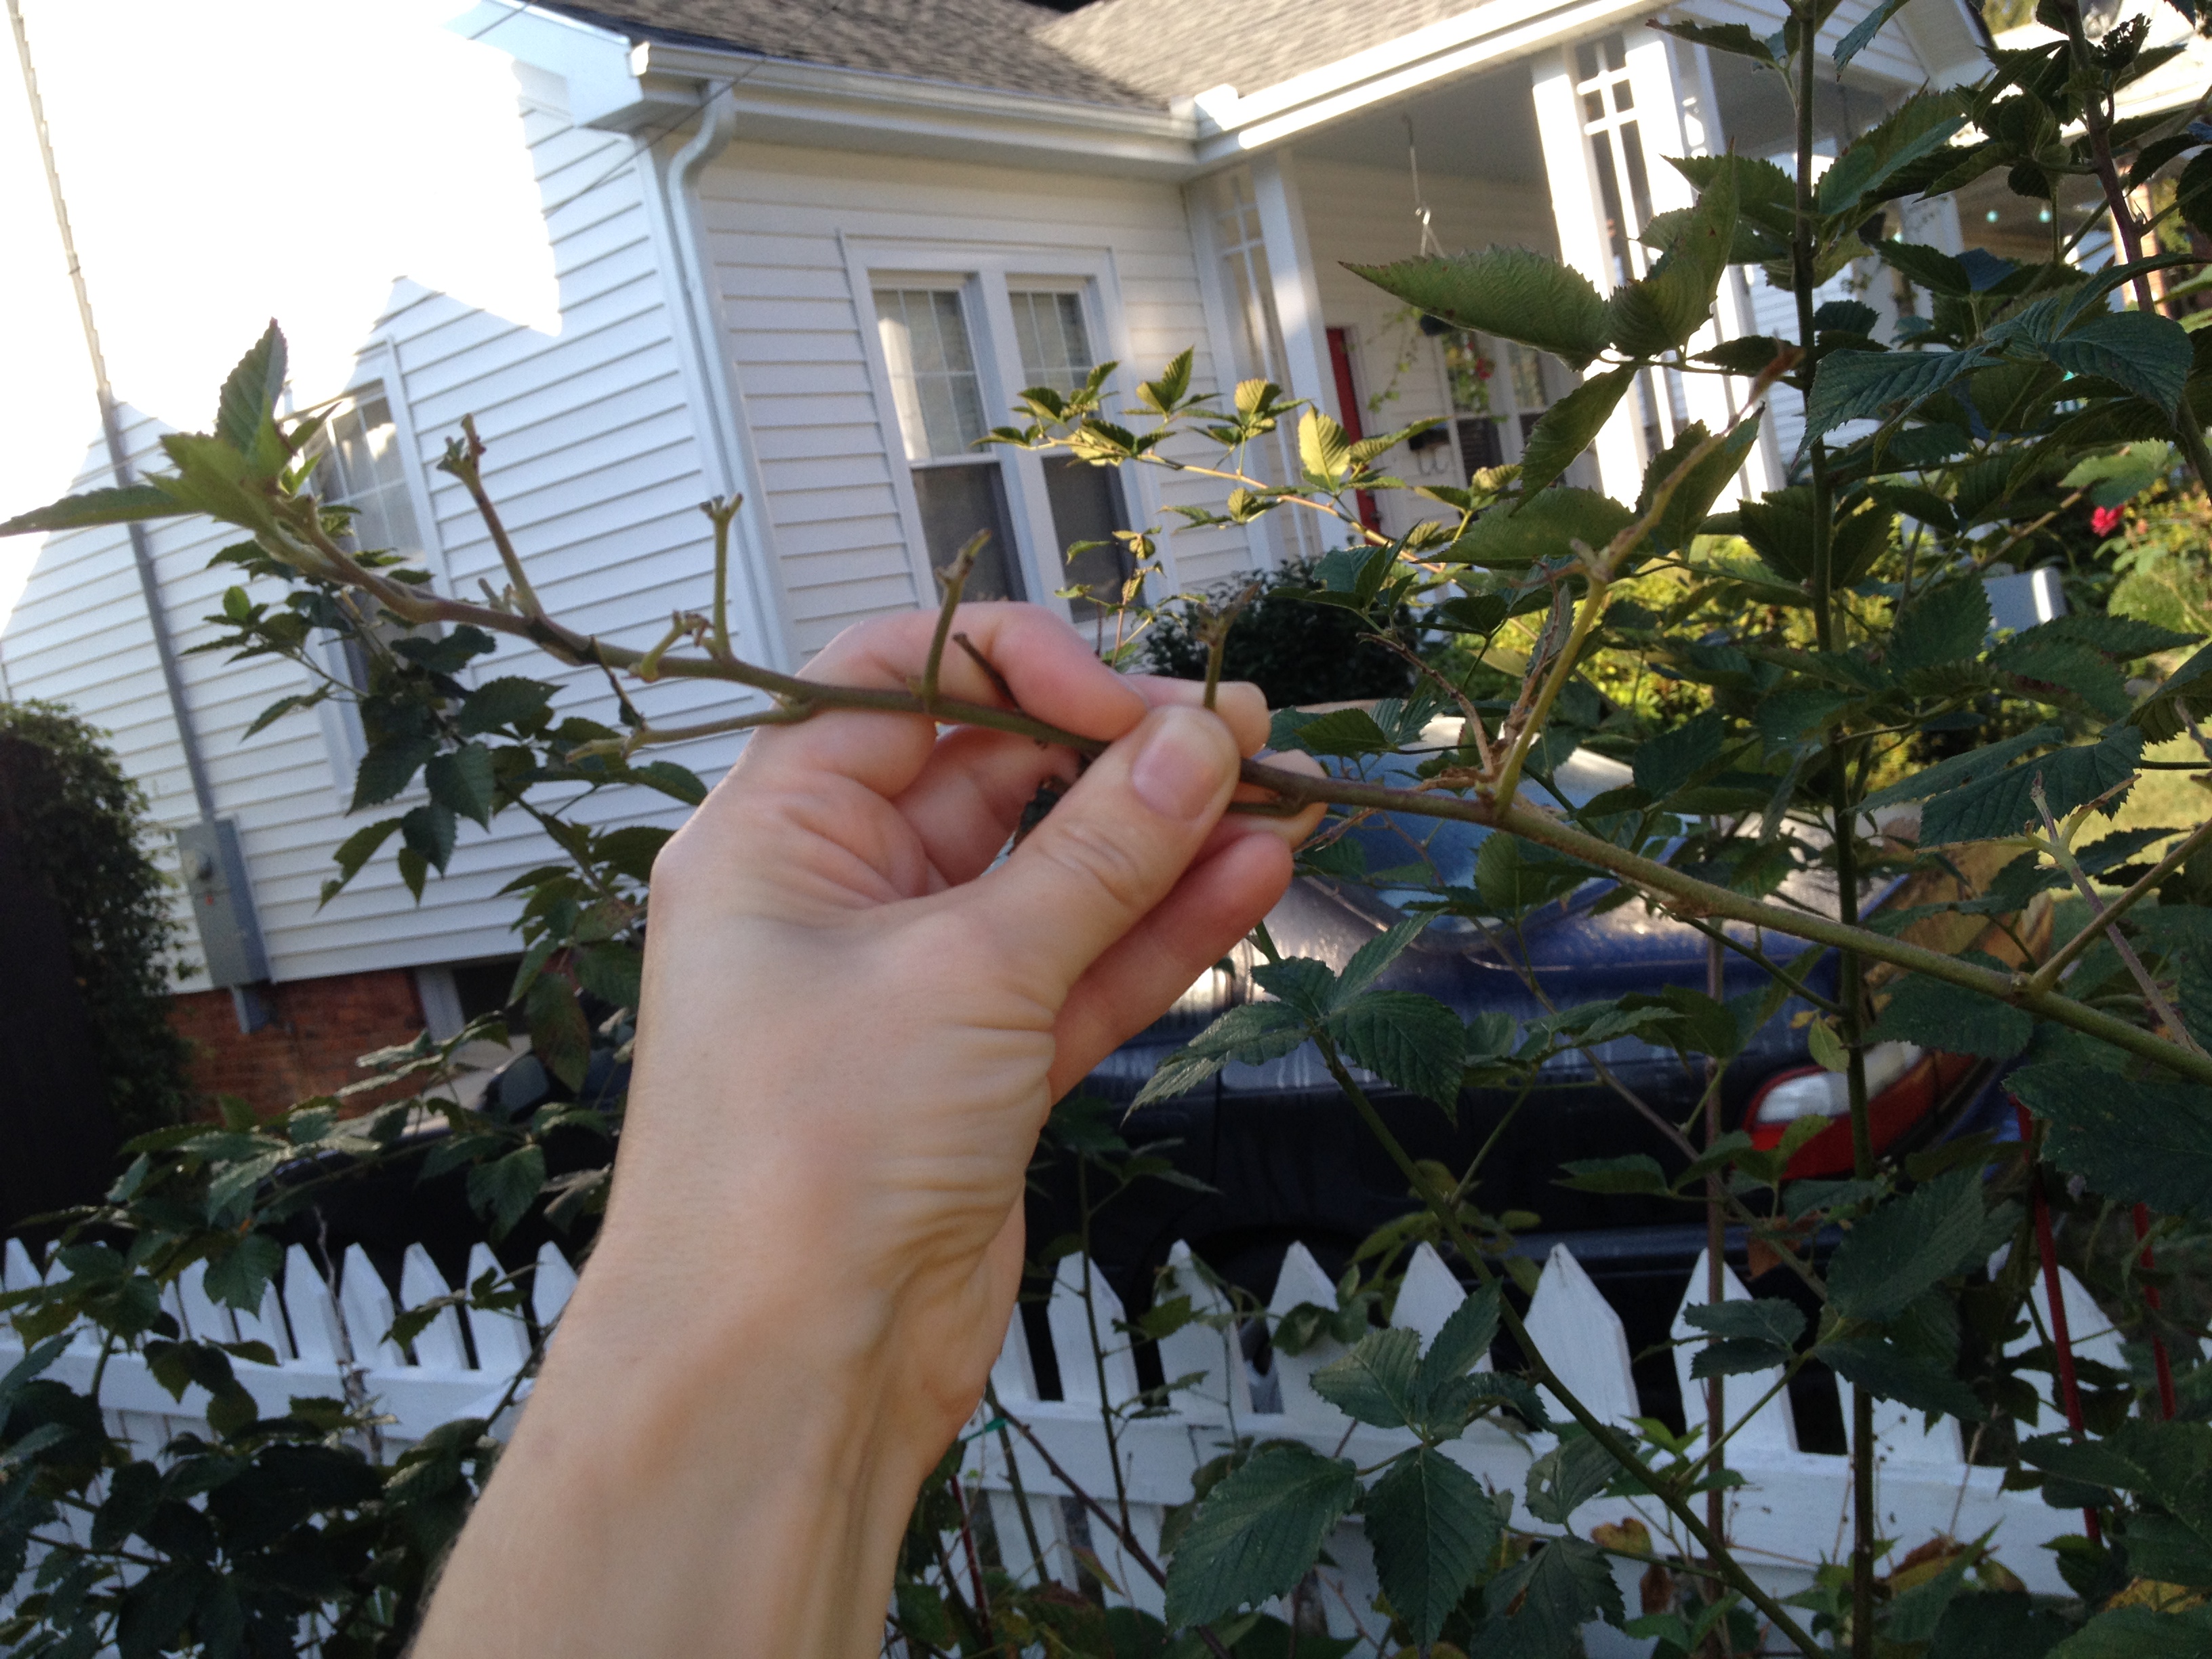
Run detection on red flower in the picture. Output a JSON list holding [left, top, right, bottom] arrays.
[[2091, 504, 2125, 537]]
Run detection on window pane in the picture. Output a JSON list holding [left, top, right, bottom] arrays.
[[1010, 291, 1094, 394], [912, 462, 1025, 602], [875, 287, 987, 462], [1042, 457, 1129, 621], [321, 394, 422, 558]]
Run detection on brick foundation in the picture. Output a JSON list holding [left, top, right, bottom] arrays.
[[170, 969, 426, 1117]]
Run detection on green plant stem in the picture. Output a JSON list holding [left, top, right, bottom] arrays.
[[701, 496, 740, 659], [996, 1408, 1235, 1659], [289, 498, 2212, 1086], [2032, 785, 2203, 1054], [983, 1378, 1050, 1575], [1785, 2, 1875, 1643], [2028, 817, 2212, 992], [1305, 1027, 1827, 1659], [922, 533, 987, 714], [443, 415, 546, 619]]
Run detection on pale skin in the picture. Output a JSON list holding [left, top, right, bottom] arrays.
[[411, 602, 1325, 1658]]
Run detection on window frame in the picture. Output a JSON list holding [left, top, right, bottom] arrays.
[[847, 243, 1149, 622], [306, 352, 450, 803]]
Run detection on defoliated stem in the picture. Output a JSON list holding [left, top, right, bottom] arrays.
[[701, 496, 741, 659], [921, 533, 987, 714], [2028, 817, 2212, 993]]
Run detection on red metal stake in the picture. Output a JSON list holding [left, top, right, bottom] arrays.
[[2013, 1099, 2101, 1544], [2133, 1202, 2179, 1421]]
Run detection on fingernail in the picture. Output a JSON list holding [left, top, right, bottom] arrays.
[[1130, 707, 1229, 821]]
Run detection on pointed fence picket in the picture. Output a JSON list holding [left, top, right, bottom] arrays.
[[0, 1228, 2158, 1648]]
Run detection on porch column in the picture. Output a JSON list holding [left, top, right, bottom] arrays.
[[1532, 34, 1771, 504], [1248, 150, 1341, 423], [1530, 46, 1644, 500]]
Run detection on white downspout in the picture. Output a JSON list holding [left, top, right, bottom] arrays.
[[649, 85, 796, 672]]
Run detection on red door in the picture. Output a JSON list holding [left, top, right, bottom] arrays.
[[1326, 326, 1382, 535]]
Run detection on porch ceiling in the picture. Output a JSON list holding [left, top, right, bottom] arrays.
[[1292, 60, 1546, 186]]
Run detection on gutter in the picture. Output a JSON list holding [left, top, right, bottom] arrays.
[[644, 85, 796, 672]]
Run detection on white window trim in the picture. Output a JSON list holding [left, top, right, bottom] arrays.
[[844, 241, 1161, 621], [308, 344, 455, 811]]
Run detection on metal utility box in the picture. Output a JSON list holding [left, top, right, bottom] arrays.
[[174, 818, 269, 987]]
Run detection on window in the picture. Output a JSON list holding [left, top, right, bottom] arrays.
[[1010, 290, 1130, 620], [315, 392, 430, 693], [874, 286, 1025, 602], [1574, 33, 1694, 467], [1429, 331, 1565, 482], [310, 387, 436, 780]]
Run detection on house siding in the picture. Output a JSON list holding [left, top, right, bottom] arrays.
[[696, 140, 1258, 647], [1, 65, 763, 991]]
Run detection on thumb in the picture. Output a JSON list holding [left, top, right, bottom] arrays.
[[961, 703, 1242, 1003]]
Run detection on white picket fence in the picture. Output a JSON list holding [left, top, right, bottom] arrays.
[[965, 1238, 2121, 1654], [2, 1231, 2124, 1652]]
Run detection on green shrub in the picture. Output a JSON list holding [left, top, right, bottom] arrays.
[[0, 701, 191, 1134]]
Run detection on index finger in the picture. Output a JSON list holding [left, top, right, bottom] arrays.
[[739, 602, 1150, 801]]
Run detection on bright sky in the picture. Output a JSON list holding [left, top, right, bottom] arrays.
[[0, 0, 558, 626]]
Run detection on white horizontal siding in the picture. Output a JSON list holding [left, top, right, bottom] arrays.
[[1301, 157, 1561, 541], [699, 140, 1255, 646], [1, 68, 763, 989]]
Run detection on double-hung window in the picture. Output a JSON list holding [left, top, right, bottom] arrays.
[[310, 387, 439, 781], [867, 265, 1132, 622], [1007, 289, 1130, 620], [874, 285, 1027, 602]]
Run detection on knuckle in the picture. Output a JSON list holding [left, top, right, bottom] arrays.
[[1030, 814, 1154, 918]]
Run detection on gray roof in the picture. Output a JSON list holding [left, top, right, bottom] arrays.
[[539, 0, 1158, 106], [1036, 0, 1471, 102]]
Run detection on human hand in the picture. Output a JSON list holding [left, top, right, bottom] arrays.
[[416, 602, 1321, 1658]]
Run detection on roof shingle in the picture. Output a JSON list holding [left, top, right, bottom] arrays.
[[539, 0, 1160, 106]]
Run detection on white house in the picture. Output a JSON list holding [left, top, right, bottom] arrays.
[[10, 0, 2173, 1097]]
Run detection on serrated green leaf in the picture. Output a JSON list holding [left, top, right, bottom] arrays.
[[1298, 409, 1352, 485], [1651, 18, 1776, 64], [1330, 991, 1465, 1109], [1472, 833, 1595, 915], [1482, 1536, 1624, 1653], [1636, 417, 1761, 557], [1334, 916, 1429, 1003], [1515, 368, 1635, 498], [351, 735, 435, 812], [1348, 248, 1612, 371], [1868, 973, 2033, 1057], [215, 322, 287, 455], [2043, 311, 2193, 414], [1878, 239, 1973, 298], [467, 1145, 546, 1240], [1163, 1443, 1359, 1629], [1684, 1296, 1805, 1349], [1919, 725, 2143, 845], [400, 803, 457, 874], [1834, 0, 1917, 68], [425, 742, 497, 828], [1889, 578, 1990, 672], [1134, 1003, 1309, 1108], [1633, 710, 1728, 800], [1366, 1448, 1499, 1645], [1312, 1328, 1421, 1427], [0, 483, 186, 537], [1817, 98, 1966, 214], [2047, 1605, 2212, 1658], [457, 676, 555, 736], [1525, 1434, 1618, 1524], [1860, 722, 2064, 811], [1826, 1169, 1989, 1322], [201, 1235, 283, 1314], [1692, 1338, 1794, 1378], [1441, 486, 1632, 569], [1415, 1281, 1501, 1399], [1819, 1335, 1985, 1418], [1806, 347, 1987, 441], [2007, 1063, 2212, 1220], [525, 972, 590, 1091], [1556, 1154, 1671, 1195], [627, 760, 707, 804], [1273, 705, 1397, 757], [1990, 636, 2133, 718], [573, 943, 642, 1011]]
